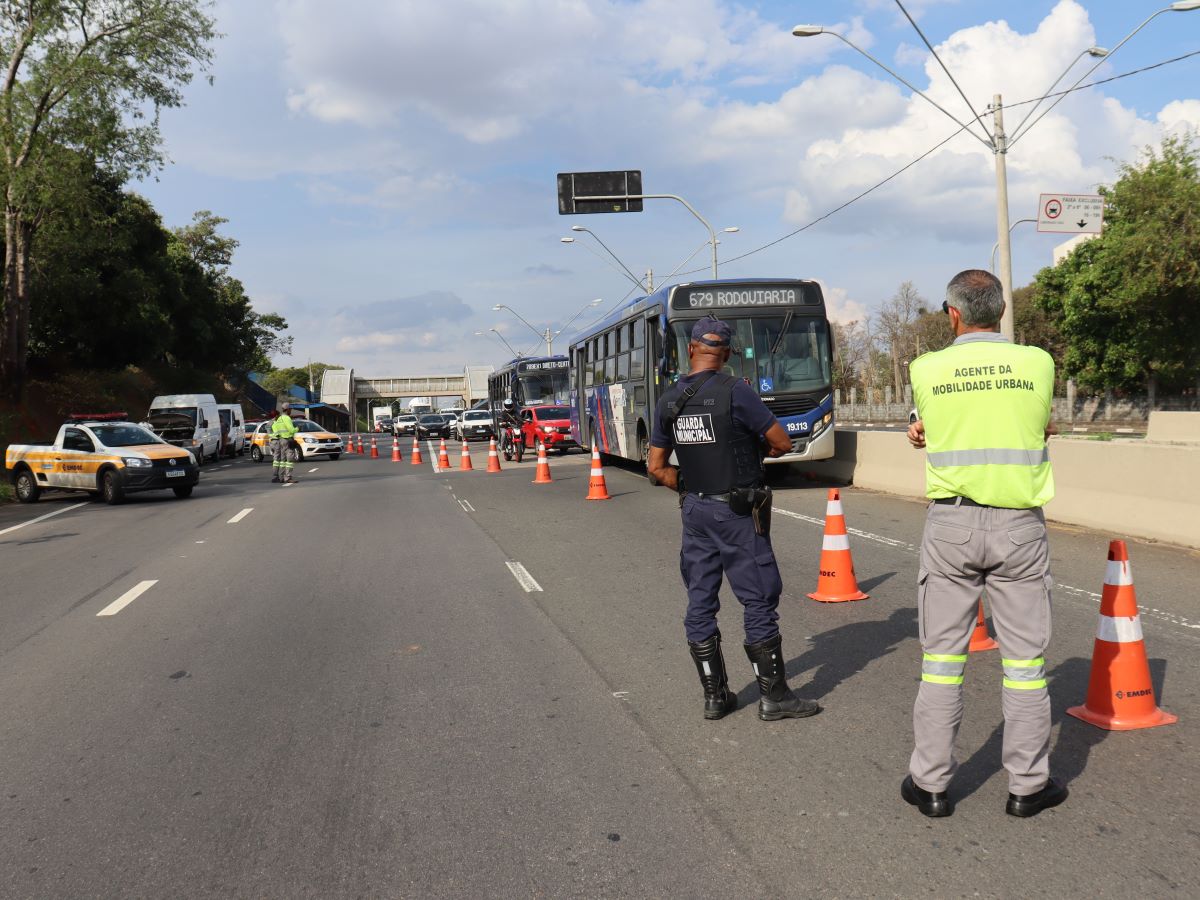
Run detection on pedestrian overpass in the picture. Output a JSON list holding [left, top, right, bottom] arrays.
[[320, 366, 493, 418]]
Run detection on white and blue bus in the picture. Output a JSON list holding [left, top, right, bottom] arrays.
[[567, 278, 835, 465], [486, 354, 571, 422]]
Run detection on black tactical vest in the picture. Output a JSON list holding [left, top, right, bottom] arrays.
[[660, 372, 764, 494]]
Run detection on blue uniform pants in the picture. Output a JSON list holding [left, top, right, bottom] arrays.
[[679, 494, 782, 644]]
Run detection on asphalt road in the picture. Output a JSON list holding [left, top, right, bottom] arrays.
[[1, 444, 1197, 898]]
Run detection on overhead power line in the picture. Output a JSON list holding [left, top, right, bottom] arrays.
[[676, 49, 1198, 275]]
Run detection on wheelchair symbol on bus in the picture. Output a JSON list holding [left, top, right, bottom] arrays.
[[759, 377, 774, 392]]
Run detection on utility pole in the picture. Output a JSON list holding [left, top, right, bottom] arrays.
[[993, 94, 1015, 342]]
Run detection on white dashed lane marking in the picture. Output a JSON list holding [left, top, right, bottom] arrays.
[[308, 467, 319, 473], [0, 502, 88, 537], [505, 561, 543, 593], [227, 508, 254, 524], [97, 580, 158, 617], [458, 499, 475, 512]]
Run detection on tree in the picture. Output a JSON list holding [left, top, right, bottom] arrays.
[[0, 1, 216, 398], [1034, 134, 1200, 395], [261, 363, 335, 399], [831, 317, 873, 395], [877, 281, 948, 396]]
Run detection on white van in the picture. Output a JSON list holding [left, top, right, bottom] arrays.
[[146, 394, 222, 465], [217, 403, 247, 457]]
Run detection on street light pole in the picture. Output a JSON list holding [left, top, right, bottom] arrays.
[[493, 304, 550, 355], [567, 192, 721, 278], [568, 226, 648, 292], [475, 328, 521, 358], [991, 218, 1037, 273]]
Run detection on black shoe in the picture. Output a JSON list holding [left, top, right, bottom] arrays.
[[270, 476, 280, 483], [688, 632, 738, 720], [902, 775, 953, 818], [744, 634, 820, 721], [1006, 778, 1068, 818]]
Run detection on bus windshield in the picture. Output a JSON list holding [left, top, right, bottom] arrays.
[[519, 370, 569, 404], [669, 315, 831, 393]]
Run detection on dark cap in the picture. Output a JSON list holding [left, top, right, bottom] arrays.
[[690, 315, 732, 347]]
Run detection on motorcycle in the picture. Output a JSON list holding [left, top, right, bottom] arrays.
[[500, 421, 525, 463]]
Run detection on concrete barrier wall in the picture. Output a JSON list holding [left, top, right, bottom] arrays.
[[1146, 411, 1200, 443], [804, 431, 1200, 549]]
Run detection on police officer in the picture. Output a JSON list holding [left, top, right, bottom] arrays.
[[647, 315, 820, 722], [903, 269, 1065, 819], [270, 403, 299, 484]]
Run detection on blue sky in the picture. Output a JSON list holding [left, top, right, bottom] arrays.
[[136, 1, 1200, 378]]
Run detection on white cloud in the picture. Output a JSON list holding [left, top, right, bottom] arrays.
[[818, 284, 870, 324]]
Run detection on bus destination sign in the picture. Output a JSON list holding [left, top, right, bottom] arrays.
[[671, 282, 820, 311], [521, 359, 569, 371]]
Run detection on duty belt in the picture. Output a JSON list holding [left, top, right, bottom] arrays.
[[932, 496, 1030, 510], [689, 491, 732, 502]]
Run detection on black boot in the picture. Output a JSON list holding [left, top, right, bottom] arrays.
[[744, 634, 821, 721], [688, 632, 738, 720]]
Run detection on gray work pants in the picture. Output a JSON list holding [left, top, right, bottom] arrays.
[[910, 501, 1053, 796]]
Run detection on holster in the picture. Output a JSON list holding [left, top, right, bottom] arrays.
[[729, 487, 771, 534]]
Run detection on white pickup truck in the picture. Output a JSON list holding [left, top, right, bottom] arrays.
[[5, 416, 200, 505]]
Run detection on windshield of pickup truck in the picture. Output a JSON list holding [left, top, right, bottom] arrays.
[[90, 424, 164, 447]]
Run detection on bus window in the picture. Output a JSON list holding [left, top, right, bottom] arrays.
[[616, 352, 630, 381], [633, 321, 644, 349], [631, 347, 645, 380], [605, 357, 617, 384], [614, 327, 622, 354]]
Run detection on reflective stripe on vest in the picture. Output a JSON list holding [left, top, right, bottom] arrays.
[[1002, 656, 1047, 690], [922, 652, 967, 685], [927, 447, 1050, 468]]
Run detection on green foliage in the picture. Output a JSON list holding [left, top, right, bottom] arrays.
[[1, 0, 218, 396], [27, 170, 292, 377], [260, 362, 335, 398], [1034, 134, 1200, 392]]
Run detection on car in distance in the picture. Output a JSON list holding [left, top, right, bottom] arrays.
[[393, 414, 418, 436], [455, 410, 494, 442], [416, 414, 452, 440]]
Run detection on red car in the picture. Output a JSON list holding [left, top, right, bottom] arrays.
[[520, 405, 578, 452]]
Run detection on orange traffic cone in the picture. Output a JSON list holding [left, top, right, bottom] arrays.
[[346, 433, 355, 454], [437, 438, 451, 470], [1067, 541, 1178, 731], [807, 488, 868, 602], [410, 437, 423, 465], [968, 598, 998, 652], [486, 437, 502, 473], [391, 436, 401, 462], [532, 441, 552, 484], [585, 441, 610, 500], [460, 439, 474, 471], [357, 435, 365, 454], [370, 436, 379, 459]]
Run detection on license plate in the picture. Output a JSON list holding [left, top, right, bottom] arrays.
[[165, 470, 184, 478]]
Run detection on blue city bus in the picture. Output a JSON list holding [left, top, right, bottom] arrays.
[[486, 355, 571, 428], [567, 278, 835, 465]]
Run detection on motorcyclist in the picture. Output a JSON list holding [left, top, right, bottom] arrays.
[[498, 398, 525, 460]]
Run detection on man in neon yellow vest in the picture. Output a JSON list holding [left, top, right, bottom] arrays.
[[270, 403, 299, 483], [902, 269, 1065, 820]]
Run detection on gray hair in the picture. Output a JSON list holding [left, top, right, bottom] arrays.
[[945, 269, 1004, 327]]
